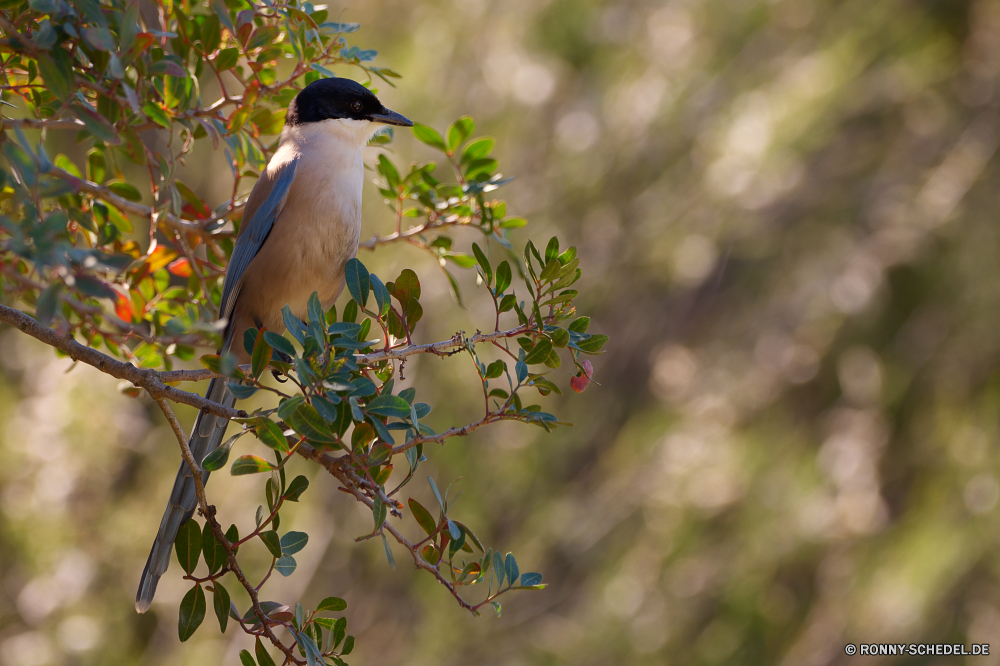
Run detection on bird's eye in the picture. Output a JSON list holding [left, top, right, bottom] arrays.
[[351, 101, 363, 113]]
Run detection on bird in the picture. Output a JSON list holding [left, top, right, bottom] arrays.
[[135, 77, 412, 613]]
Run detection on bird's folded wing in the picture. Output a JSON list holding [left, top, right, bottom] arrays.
[[219, 157, 299, 326]]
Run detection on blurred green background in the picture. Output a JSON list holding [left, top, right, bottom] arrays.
[[4, 0, 1000, 664]]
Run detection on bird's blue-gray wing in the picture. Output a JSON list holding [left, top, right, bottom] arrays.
[[135, 156, 298, 613], [219, 156, 299, 327]]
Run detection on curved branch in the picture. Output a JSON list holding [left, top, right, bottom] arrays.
[[0, 303, 246, 419]]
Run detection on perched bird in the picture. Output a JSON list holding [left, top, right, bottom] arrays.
[[135, 78, 412, 613]]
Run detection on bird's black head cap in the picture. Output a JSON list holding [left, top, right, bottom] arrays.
[[286, 78, 412, 127]]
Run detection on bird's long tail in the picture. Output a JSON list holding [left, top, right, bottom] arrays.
[[135, 369, 235, 613]]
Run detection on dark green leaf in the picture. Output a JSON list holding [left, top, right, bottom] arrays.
[[568, 316, 590, 333], [202, 521, 227, 575], [493, 551, 505, 587], [372, 496, 387, 529], [287, 404, 339, 445], [524, 339, 553, 365], [365, 394, 412, 418], [212, 581, 231, 632], [259, 530, 282, 558], [280, 531, 309, 555], [277, 395, 304, 420], [495, 261, 512, 295], [239, 649, 256, 666], [370, 274, 390, 317], [484, 359, 505, 379], [316, 596, 347, 613], [408, 498, 437, 536], [282, 305, 306, 344], [472, 242, 492, 285], [283, 475, 309, 502], [255, 637, 277, 666], [226, 382, 257, 400], [575, 334, 608, 353], [175, 519, 202, 575], [344, 257, 369, 308], [178, 583, 207, 641], [256, 418, 288, 452], [36, 50, 73, 101], [550, 329, 570, 348], [505, 553, 519, 589]]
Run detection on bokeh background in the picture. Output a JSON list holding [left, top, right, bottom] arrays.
[[3, 0, 1000, 664]]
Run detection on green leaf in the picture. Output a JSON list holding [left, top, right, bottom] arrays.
[[365, 394, 412, 418], [408, 498, 437, 536], [519, 572, 543, 586], [259, 530, 282, 559], [493, 551, 505, 587], [212, 581, 231, 632], [35, 283, 61, 326], [372, 496, 387, 529], [275, 554, 297, 576], [461, 136, 494, 163], [498, 294, 516, 313], [239, 649, 256, 666], [215, 47, 239, 71], [344, 257, 369, 308], [282, 475, 309, 502], [251, 328, 272, 379], [504, 553, 519, 589], [472, 242, 492, 285], [231, 455, 276, 476], [499, 217, 527, 229], [175, 519, 202, 575], [524, 339, 553, 365], [381, 533, 396, 569], [287, 404, 339, 445], [445, 253, 477, 269], [568, 316, 590, 333], [280, 531, 309, 555], [178, 583, 207, 641], [142, 102, 171, 129], [370, 274, 390, 317], [428, 476, 445, 511], [72, 104, 122, 145], [342, 635, 356, 655], [550, 329, 570, 348], [446, 116, 474, 154], [495, 261, 512, 295], [256, 418, 288, 452], [36, 49, 73, 101], [316, 596, 348, 613], [106, 180, 142, 202], [262, 331, 295, 358], [202, 521, 228, 575], [575, 334, 608, 354], [484, 359, 505, 379], [226, 524, 240, 554], [226, 382, 258, 400], [490, 600, 501, 617], [412, 123, 447, 151], [255, 638, 277, 666], [82, 27, 115, 51]]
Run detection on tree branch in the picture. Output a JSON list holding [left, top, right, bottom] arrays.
[[0, 303, 246, 419], [153, 396, 301, 664]]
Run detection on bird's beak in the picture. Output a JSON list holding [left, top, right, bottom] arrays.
[[369, 109, 413, 127]]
